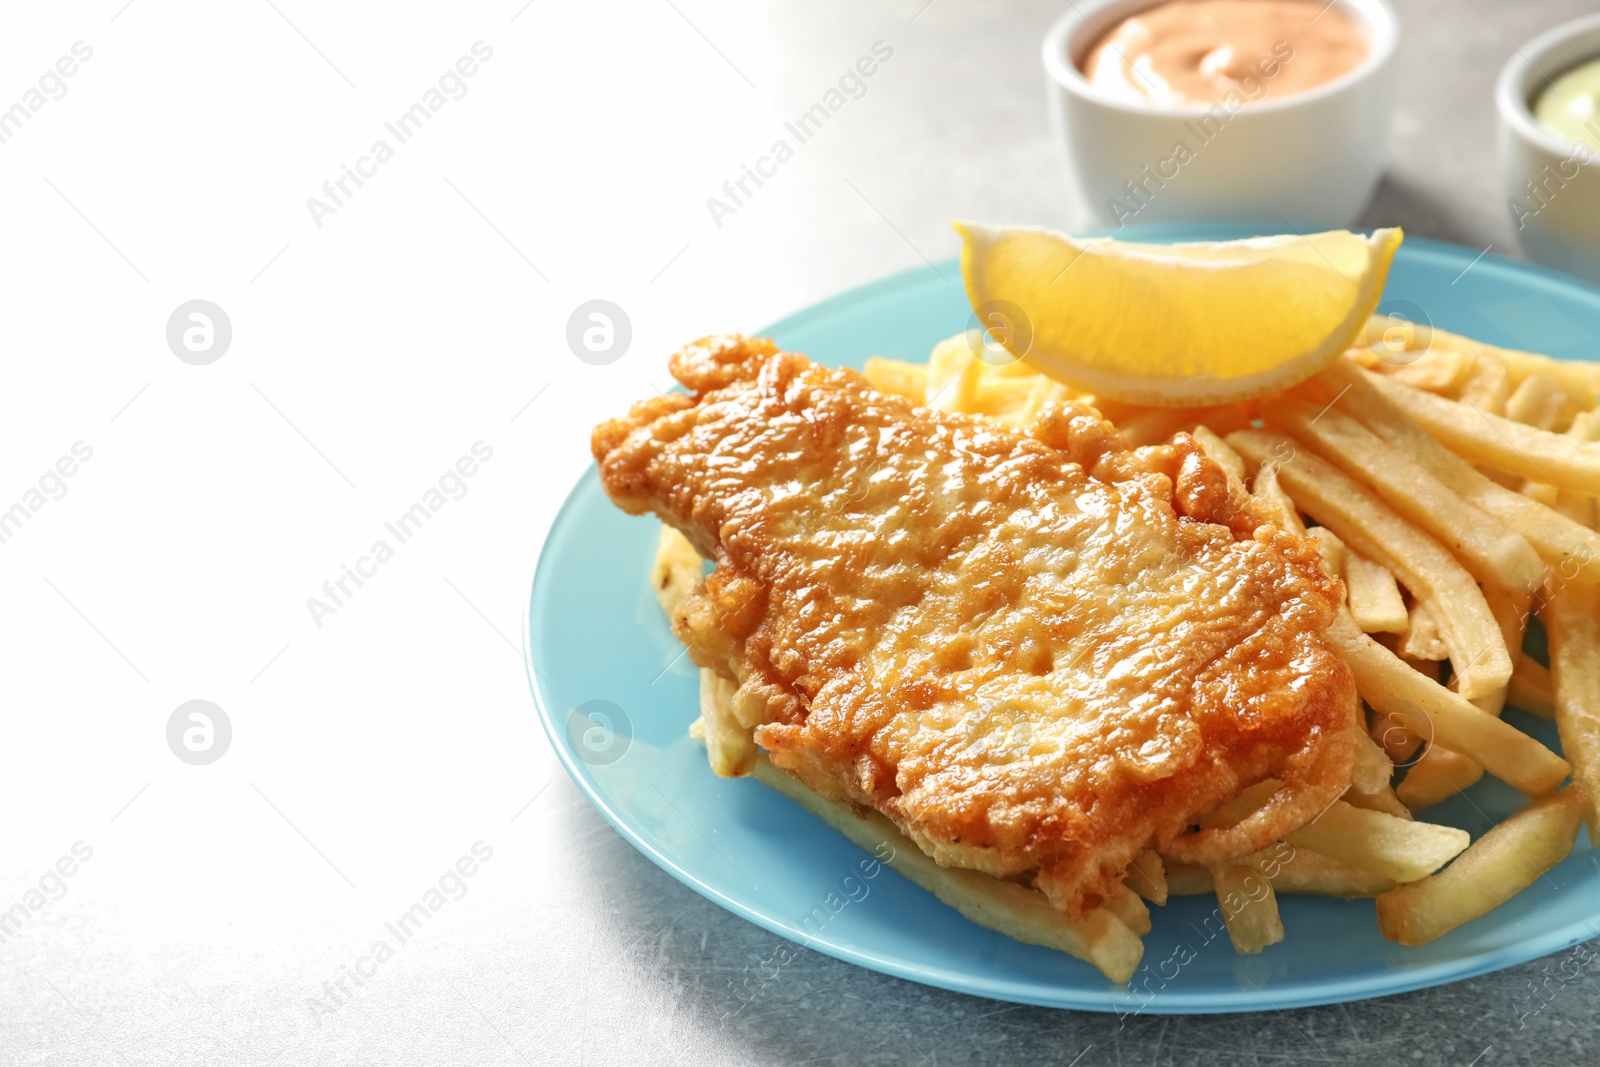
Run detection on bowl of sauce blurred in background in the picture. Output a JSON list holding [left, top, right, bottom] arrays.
[[1498, 14, 1600, 286], [1043, 0, 1399, 229]]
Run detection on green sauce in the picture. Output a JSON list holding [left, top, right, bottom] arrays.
[[1535, 56, 1600, 151]]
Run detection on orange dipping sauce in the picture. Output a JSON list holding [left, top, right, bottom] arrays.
[[1080, 0, 1368, 107]]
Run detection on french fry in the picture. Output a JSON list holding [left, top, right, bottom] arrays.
[[1544, 590, 1600, 839], [1119, 404, 1249, 447], [1104, 882, 1152, 936], [1347, 347, 1384, 370], [1212, 862, 1284, 954], [1320, 358, 1600, 582], [1198, 779, 1282, 829], [1370, 702, 1425, 764], [1191, 424, 1248, 484], [1505, 374, 1567, 431], [1309, 527, 1345, 579], [1363, 371, 1600, 495], [1482, 339, 1600, 410], [1388, 349, 1472, 392], [1457, 350, 1511, 415], [1485, 583, 1532, 658], [750, 755, 1145, 982], [1350, 728, 1397, 795], [651, 525, 702, 618], [1399, 601, 1447, 662], [1004, 375, 1069, 428], [1250, 463, 1306, 535], [1555, 485, 1592, 527], [1375, 788, 1586, 946], [1555, 410, 1600, 526], [1471, 585, 1533, 717], [1508, 655, 1556, 718], [1283, 801, 1469, 883], [1362, 313, 1430, 361], [1327, 609, 1571, 797], [1344, 784, 1413, 820], [1189, 776, 1413, 904], [1166, 846, 1398, 898], [1229, 428, 1512, 698], [970, 374, 1038, 417], [1344, 552, 1408, 634], [1188, 424, 1260, 533], [1252, 846, 1399, 897], [974, 350, 1042, 378], [1270, 400, 1544, 597], [863, 356, 928, 402], [1396, 745, 1483, 811], [926, 333, 983, 413], [1367, 320, 1600, 410], [1117, 407, 1192, 448], [699, 669, 757, 778], [1460, 477, 1600, 580], [1479, 466, 1523, 490], [1362, 315, 1473, 391], [1522, 480, 1560, 507], [1125, 849, 1168, 906], [1076, 394, 1144, 426]]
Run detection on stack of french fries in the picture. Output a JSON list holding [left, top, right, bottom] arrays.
[[657, 320, 1598, 980]]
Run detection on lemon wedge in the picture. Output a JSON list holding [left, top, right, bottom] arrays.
[[954, 222, 1403, 407]]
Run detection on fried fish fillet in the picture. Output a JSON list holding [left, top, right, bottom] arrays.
[[593, 335, 1358, 916]]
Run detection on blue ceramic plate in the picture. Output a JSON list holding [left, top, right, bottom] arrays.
[[528, 224, 1600, 1013]]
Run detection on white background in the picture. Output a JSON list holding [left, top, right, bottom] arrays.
[[1, 1, 1592, 1065]]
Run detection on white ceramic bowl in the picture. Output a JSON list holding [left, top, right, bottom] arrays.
[[1043, 0, 1399, 229], [1497, 14, 1600, 286]]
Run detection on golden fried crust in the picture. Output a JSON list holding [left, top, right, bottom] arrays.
[[592, 335, 1357, 915]]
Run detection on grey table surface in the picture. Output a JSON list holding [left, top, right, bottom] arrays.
[[5, 2, 1600, 1066]]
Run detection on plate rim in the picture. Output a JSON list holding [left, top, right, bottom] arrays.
[[527, 225, 1600, 1013]]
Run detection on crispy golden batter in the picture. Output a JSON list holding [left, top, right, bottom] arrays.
[[593, 335, 1357, 915]]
